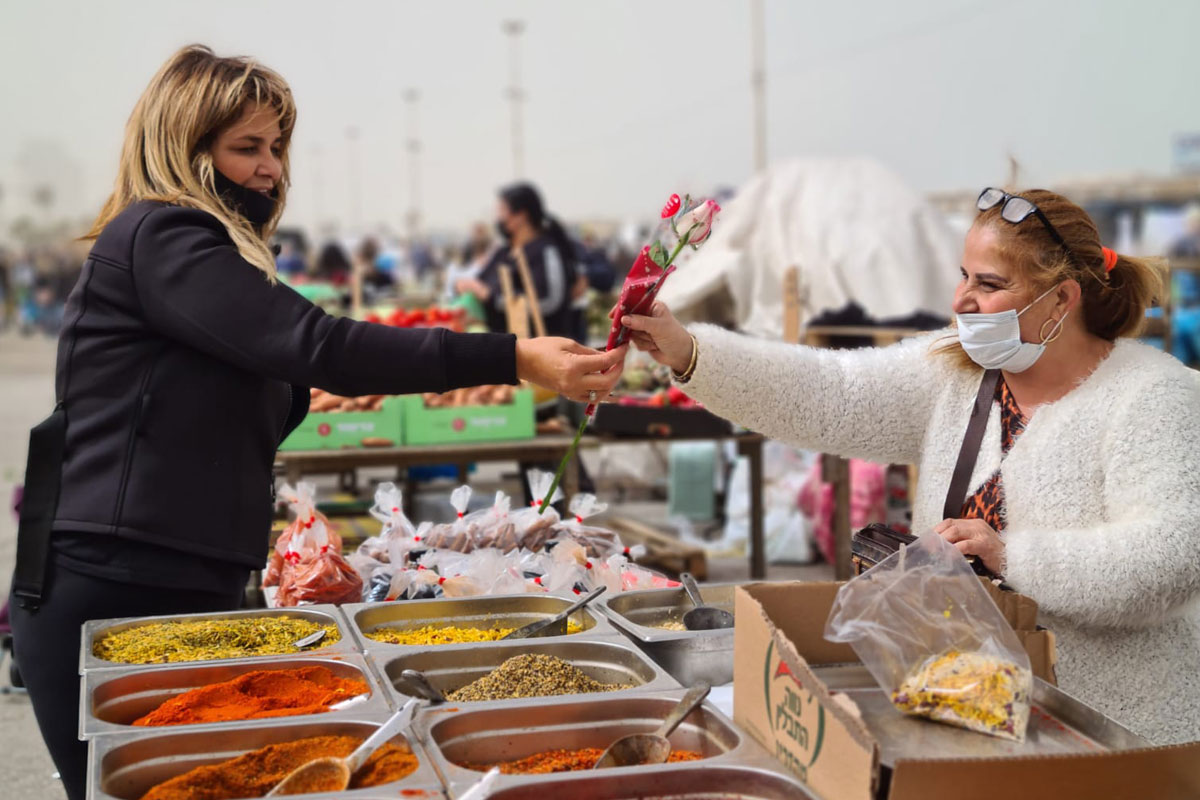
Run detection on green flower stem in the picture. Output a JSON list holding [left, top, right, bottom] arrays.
[[537, 413, 590, 514], [535, 226, 695, 513]]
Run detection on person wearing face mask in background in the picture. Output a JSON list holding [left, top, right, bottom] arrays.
[[619, 187, 1200, 746], [457, 183, 587, 340], [8, 46, 626, 800]]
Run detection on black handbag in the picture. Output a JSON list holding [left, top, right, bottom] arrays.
[[851, 369, 1002, 577]]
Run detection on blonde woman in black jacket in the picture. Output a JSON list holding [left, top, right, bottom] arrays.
[[9, 45, 624, 799]]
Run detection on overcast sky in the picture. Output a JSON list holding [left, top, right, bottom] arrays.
[[2, 0, 1198, 235]]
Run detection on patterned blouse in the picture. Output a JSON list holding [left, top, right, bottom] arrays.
[[959, 376, 1027, 532]]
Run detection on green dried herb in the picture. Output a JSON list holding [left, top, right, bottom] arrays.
[[447, 654, 630, 702], [92, 617, 339, 664]]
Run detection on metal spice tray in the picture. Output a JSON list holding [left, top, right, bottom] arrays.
[[80, 605, 359, 674], [409, 689, 817, 799], [86, 713, 444, 800], [813, 663, 1148, 766], [343, 593, 624, 656], [374, 636, 680, 709], [80, 653, 393, 740], [598, 583, 736, 686]]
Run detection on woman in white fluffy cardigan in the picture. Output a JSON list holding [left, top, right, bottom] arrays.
[[624, 188, 1200, 744]]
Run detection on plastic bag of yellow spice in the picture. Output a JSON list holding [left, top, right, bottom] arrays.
[[825, 531, 1032, 741]]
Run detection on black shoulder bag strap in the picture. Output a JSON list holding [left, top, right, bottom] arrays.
[[942, 369, 1002, 521]]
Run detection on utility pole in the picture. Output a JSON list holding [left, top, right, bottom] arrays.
[[403, 88, 421, 239], [309, 145, 324, 233], [750, 0, 767, 174], [502, 19, 526, 180], [345, 126, 362, 232]]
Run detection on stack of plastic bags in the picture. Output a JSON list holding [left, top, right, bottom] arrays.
[[342, 471, 673, 603]]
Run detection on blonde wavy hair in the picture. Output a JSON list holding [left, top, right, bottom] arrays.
[[85, 44, 296, 280]]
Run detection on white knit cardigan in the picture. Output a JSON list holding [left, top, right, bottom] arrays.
[[685, 324, 1200, 744]]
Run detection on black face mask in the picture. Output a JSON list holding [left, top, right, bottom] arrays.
[[213, 169, 278, 228], [495, 220, 512, 241]]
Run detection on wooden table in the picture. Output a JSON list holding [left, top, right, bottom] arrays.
[[275, 435, 593, 515], [590, 431, 768, 580]]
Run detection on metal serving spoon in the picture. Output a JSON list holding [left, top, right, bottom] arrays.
[[593, 682, 711, 769]]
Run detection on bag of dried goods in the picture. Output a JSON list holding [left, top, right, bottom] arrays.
[[421, 486, 476, 553], [506, 470, 563, 552], [276, 547, 364, 607], [551, 494, 629, 559], [264, 483, 341, 588], [824, 531, 1032, 741]]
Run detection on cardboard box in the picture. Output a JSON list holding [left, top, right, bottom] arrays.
[[734, 582, 1200, 800], [279, 396, 404, 451], [401, 389, 534, 445]]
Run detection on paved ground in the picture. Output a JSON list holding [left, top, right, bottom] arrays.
[[0, 332, 62, 800], [0, 331, 832, 798]]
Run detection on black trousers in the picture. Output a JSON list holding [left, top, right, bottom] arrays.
[[9, 559, 245, 800]]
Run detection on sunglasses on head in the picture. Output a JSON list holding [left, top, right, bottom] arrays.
[[976, 187, 1081, 270]]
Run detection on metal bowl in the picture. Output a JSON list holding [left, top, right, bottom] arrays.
[[599, 584, 737, 686], [81, 605, 358, 674], [81, 654, 391, 739], [343, 593, 621, 656], [87, 715, 443, 800], [481, 764, 817, 799], [378, 637, 679, 708]]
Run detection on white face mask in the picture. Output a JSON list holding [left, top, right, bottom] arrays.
[[956, 286, 1066, 372]]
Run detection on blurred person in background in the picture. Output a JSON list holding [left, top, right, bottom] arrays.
[[0, 248, 10, 329], [8, 45, 625, 800], [457, 182, 582, 339], [312, 240, 352, 285], [571, 228, 617, 343], [442, 222, 494, 303], [12, 249, 35, 335], [274, 238, 306, 276]]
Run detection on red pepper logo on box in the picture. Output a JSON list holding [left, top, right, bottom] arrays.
[[452, 418, 466, 432], [318, 423, 332, 436]]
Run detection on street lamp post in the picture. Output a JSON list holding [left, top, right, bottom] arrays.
[[750, 0, 767, 174], [502, 19, 526, 180], [404, 88, 421, 239]]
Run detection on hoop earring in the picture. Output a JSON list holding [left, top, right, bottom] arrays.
[[1040, 317, 1064, 344]]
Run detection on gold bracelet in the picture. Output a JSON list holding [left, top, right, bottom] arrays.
[[673, 335, 700, 384]]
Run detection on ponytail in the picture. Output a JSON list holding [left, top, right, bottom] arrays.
[[1082, 252, 1166, 340], [542, 215, 578, 274]]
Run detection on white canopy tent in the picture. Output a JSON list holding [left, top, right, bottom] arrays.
[[659, 157, 963, 338]]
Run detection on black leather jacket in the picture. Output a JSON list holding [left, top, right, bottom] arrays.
[[51, 200, 516, 569]]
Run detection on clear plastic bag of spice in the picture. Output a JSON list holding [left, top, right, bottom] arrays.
[[505, 470, 563, 552], [824, 531, 1032, 741], [264, 483, 341, 588]]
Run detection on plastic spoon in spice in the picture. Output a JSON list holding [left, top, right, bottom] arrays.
[[680, 573, 733, 631], [593, 682, 712, 769], [502, 586, 606, 640], [265, 704, 414, 796]]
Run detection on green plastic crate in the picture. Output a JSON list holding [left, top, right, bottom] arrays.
[[401, 389, 534, 445], [279, 396, 404, 451]]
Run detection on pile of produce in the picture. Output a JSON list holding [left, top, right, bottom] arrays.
[[92, 618, 339, 665], [615, 355, 700, 409], [365, 306, 464, 330], [133, 666, 369, 727], [460, 747, 703, 774], [364, 621, 582, 646], [307, 389, 387, 413], [447, 654, 630, 702], [420, 384, 516, 408], [138, 735, 417, 800]]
